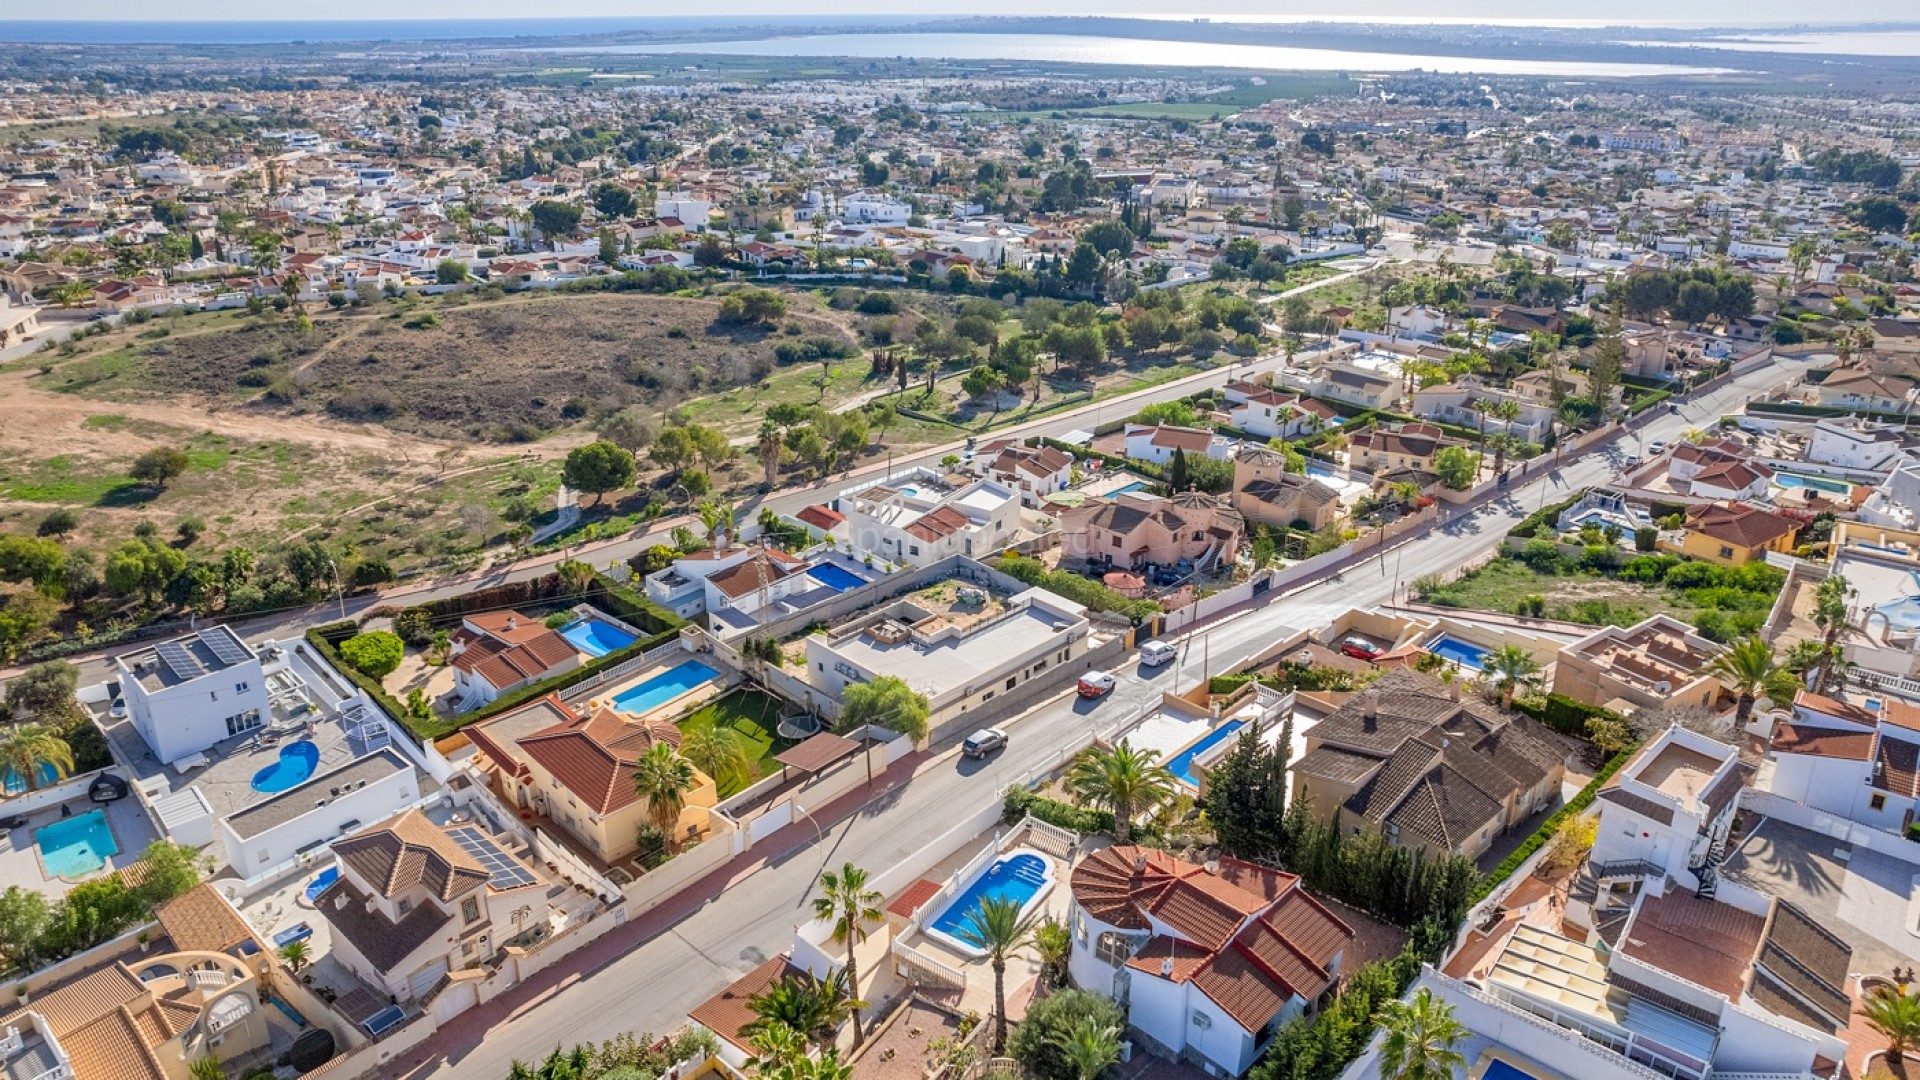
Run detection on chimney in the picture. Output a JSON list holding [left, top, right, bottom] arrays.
[[1361, 689, 1379, 723], [506, 615, 517, 632], [1449, 680, 1461, 702]]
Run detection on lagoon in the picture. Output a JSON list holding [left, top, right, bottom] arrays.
[[538, 31, 1730, 77]]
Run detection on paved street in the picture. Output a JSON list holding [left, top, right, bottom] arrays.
[[382, 351, 1815, 1077]]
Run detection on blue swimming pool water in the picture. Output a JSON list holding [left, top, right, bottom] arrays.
[[807, 563, 867, 592], [1427, 633, 1490, 670], [1167, 720, 1247, 788], [1304, 461, 1339, 480], [928, 853, 1051, 944], [303, 866, 338, 903], [610, 659, 720, 716], [1776, 472, 1852, 495], [267, 994, 309, 1029], [36, 808, 117, 879], [560, 617, 638, 657], [1, 761, 58, 796], [1112, 481, 1149, 495], [252, 741, 321, 793], [1481, 1060, 1542, 1080]]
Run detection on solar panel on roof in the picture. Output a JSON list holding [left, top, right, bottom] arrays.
[[199, 629, 251, 667], [155, 640, 205, 680], [448, 826, 537, 889]]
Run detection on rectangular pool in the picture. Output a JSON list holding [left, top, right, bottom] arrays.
[[36, 808, 118, 879], [806, 563, 868, 592], [610, 659, 720, 716], [1776, 472, 1852, 495], [1167, 720, 1246, 788], [560, 617, 638, 658], [1426, 633, 1490, 671]]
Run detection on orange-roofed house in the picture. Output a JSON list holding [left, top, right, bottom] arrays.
[[448, 609, 584, 711], [1764, 689, 1920, 836], [1674, 503, 1799, 566], [1066, 845, 1355, 1075]]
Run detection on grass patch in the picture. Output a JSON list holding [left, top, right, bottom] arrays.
[[0, 455, 137, 504], [677, 689, 796, 797], [1420, 550, 1781, 641]]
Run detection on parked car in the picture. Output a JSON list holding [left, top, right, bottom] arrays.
[[1078, 672, 1118, 698], [108, 699, 127, 720], [1647, 439, 1667, 456], [962, 728, 1008, 759], [1338, 636, 1382, 661], [1138, 640, 1178, 667]]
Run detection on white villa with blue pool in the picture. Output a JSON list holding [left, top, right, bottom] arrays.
[[644, 541, 883, 635]]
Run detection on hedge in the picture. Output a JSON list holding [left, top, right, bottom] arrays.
[[1470, 743, 1637, 904], [397, 571, 683, 637], [1627, 389, 1673, 414], [317, 569, 688, 742], [1748, 400, 1920, 426], [1506, 492, 1585, 540], [1003, 787, 1116, 836], [1513, 692, 1626, 737]]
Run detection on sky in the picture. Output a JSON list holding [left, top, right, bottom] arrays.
[[6, 0, 1888, 26]]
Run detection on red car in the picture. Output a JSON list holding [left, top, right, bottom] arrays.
[[1338, 637, 1382, 661], [1078, 672, 1117, 698]]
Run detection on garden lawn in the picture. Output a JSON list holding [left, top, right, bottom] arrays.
[[677, 689, 796, 797]]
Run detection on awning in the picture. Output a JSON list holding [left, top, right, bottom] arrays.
[[775, 731, 862, 774]]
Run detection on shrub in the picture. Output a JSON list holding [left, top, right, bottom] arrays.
[[1008, 991, 1125, 1080], [392, 606, 432, 646], [337, 631, 404, 681], [1002, 788, 1114, 836]]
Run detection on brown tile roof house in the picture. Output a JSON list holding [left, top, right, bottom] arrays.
[[1293, 667, 1566, 856], [795, 504, 845, 531], [1749, 900, 1852, 1033], [1618, 888, 1764, 999], [688, 954, 807, 1053], [1684, 503, 1798, 550], [333, 807, 489, 903], [516, 706, 684, 814], [1129, 423, 1215, 453], [154, 882, 257, 954], [1349, 422, 1444, 461], [904, 505, 973, 543], [707, 549, 806, 600], [1072, 846, 1354, 1040], [452, 622, 581, 692]]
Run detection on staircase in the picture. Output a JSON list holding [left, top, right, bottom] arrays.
[[1689, 833, 1729, 900]]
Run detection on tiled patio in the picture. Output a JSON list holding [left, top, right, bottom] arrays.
[[0, 792, 161, 896]]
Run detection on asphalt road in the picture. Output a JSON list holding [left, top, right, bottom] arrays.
[[384, 351, 1816, 1077]]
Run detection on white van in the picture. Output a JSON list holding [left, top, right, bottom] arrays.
[[1138, 640, 1178, 667]]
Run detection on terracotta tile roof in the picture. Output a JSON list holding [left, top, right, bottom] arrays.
[[315, 875, 454, 974], [1132, 424, 1213, 452], [1795, 690, 1879, 727], [1875, 735, 1920, 798], [1883, 699, 1920, 734], [453, 629, 579, 691], [904, 505, 972, 543], [332, 807, 489, 902], [1125, 935, 1213, 982], [1752, 900, 1851, 1032], [708, 552, 804, 600], [153, 883, 256, 954], [1771, 722, 1874, 761], [796, 504, 845, 530], [1685, 502, 1797, 550], [466, 694, 578, 778], [466, 609, 553, 645], [887, 879, 942, 919], [64, 1008, 169, 1080], [517, 707, 686, 814], [688, 954, 802, 1052]]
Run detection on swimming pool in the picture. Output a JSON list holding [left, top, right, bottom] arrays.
[[807, 563, 868, 592], [1426, 633, 1490, 671], [1167, 720, 1247, 788], [1480, 1060, 1542, 1080], [302, 866, 338, 904], [559, 617, 638, 657], [610, 659, 721, 716], [923, 850, 1055, 958], [36, 808, 118, 879], [1112, 481, 1149, 495], [1, 761, 58, 796], [1775, 472, 1852, 495], [252, 741, 321, 793]]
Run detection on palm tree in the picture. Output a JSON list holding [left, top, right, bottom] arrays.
[[1375, 988, 1469, 1080], [745, 969, 864, 1047], [631, 742, 697, 850], [961, 895, 1038, 1054], [0, 724, 73, 793], [1033, 916, 1072, 989], [555, 558, 596, 595], [1811, 574, 1855, 695], [758, 421, 785, 490], [1707, 636, 1779, 727], [745, 1021, 809, 1078], [278, 939, 311, 975], [679, 727, 749, 793], [1483, 646, 1541, 709], [1065, 740, 1176, 844], [188, 1058, 228, 1080], [1862, 985, 1920, 1062], [812, 863, 883, 1046], [1490, 400, 1522, 470], [1055, 1019, 1122, 1080]]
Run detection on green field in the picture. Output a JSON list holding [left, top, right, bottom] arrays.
[[677, 689, 796, 797]]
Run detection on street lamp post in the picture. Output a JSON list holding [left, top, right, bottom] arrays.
[[324, 558, 346, 621]]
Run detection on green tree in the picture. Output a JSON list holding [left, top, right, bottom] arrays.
[[1205, 720, 1290, 861], [1056, 1019, 1121, 1080], [0, 886, 50, 973], [337, 630, 404, 681], [811, 863, 883, 1046], [4, 661, 83, 727], [679, 727, 749, 792], [962, 895, 1038, 1053], [529, 200, 584, 245], [1431, 446, 1479, 490], [129, 446, 191, 489], [1375, 988, 1470, 1080], [563, 441, 637, 506], [1065, 740, 1175, 844], [36, 508, 78, 539], [434, 258, 469, 285], [1587, 310, 1625, 416], [1707, 636, 1778, 727], [1810, 574, 1854, 695], [1483, 645, 1541, 708], [745, 970, 863, 1048], [0, 724, 72, 793], [1009, 990, 1126, 1080], [840, 676, 929, 745], [631, 742, 697, 851], [1864, 986, 1920, 1062], [188, 1057, 227, 1080]]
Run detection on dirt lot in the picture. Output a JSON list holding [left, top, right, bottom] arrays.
[[28, 291, 862, 442]]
